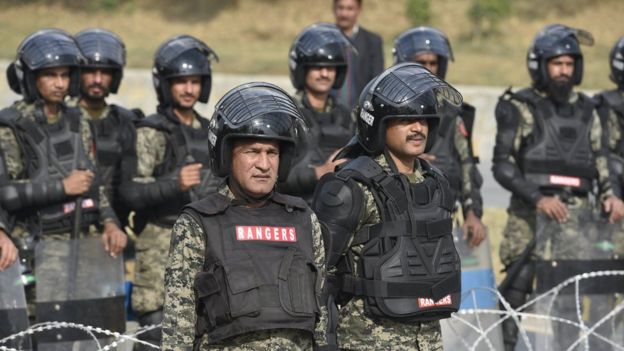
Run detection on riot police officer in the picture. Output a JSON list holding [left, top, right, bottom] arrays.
[[393, 26, 486, 247], [74, 28, 139, 230], [0, 29, 127, 341], [161, 82, 328, 350], [595, 35, 624, 276], [120, 35, 221, 348], [313, 63, 463, 350], [492, 24, 624, 351], [280, 23, 355, 204], [0, 28, 125, 253]]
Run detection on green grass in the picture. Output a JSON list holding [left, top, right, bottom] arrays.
[[1, 0, 623, 89]]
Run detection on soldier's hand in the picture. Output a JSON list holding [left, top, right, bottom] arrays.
[[315, 149, 347, 180], [462, 210, 486, 248], [603, 195, 624, 224], [179, 163, 202, 192], [0, 230, 18, 270], [101, 222, 127, 257], [419, 153, 436, 161], [62, 169, 94, 196], [536, 196, 568, 223]]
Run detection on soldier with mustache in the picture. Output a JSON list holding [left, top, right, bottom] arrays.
[[492, 24, 624, 351], [280, 23, 355, 204]]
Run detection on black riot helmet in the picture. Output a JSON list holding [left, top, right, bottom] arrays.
[[6, 28, 84, 103], [75, 28, 126, 94], [609, 37, 624, 88], [208, 82, 307, 181], [527, 24, 594, 90], [289, 22, 355, 90], [346, 63, 462, 156], [152, 35, 218, 106], [392, 26, 454, 79]]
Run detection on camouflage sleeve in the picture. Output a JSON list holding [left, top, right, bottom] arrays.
[[134, 127, 167, 181], [453, 118, 482, 216], [591, 111, 614, 200], [311, 212, 329, 347], [161, 213, 206, 351], [0, 126, 24, 178], [79, 118, 118, 225]]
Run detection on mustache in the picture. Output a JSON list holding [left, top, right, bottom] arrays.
[[87, 83, 106, 90], [406, 132, 426, 141]]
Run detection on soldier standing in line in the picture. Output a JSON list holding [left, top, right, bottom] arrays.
[[0, 29, 127, 342], [595, 36, 624, 257], [393, 26, 486, 247], [161, 82, 328, 350], [74, 28, 140, 231], [280, 23, 355, 204], [492, 24, 624, 351], [119, 35, 221, 348], [313, 63, 463, 351]]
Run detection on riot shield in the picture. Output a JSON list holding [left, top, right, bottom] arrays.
[[441, 221, 504, 350], [35, 237, 126, 350], [0, 259, 31, 350], [532, 208, 624, 351]]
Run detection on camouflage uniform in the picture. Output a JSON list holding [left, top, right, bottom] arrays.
[[130, 115, 204, 315], [0, 100, 118, 318], [331, 154, 442, 351], [597, 89, 624, 256], [0, 100, 117, 235], [161, 185, 328, 351], [496, 89, 612, 266]]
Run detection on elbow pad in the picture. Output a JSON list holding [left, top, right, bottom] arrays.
[[312, 175, 364, 268], [0, 180, 67, 212], [121, 177, 180, 210], [493, 161, 541, 204]]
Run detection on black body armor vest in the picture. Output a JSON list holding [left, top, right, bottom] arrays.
[[185, 192, 318, 344], [428, 103, 476, 198], [514, 89, 596, 194], [596, 90, 624, 156], [12, 107, 100, 234], [334, 156, 461, 321], [89, 105, 138, 226], [138, 110, 220, 226], [299, 97, 353, 165]]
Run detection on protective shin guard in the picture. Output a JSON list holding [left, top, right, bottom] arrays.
[[500, 262, 535, 351], [134, 310, 163, 350]]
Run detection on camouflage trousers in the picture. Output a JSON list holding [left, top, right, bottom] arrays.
[[499, 195, 591, 266], [132, 222, 172, 314], [337, 298, 442, 351], [195, 329, 313, 350]]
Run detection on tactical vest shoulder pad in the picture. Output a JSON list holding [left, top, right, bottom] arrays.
[[507, 87, 539, 106], [184, 193, 231, 216], [0, 107, 20, 127], [271, 192, 309, 211], [601, 90, 624, 109], [138, 113, 173, 132], [336, 156, 384, 184], [64, 106, 82, 133], [110, 104, 141, 123]]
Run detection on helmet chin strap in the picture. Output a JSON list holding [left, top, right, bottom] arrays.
[[227, 176, 274, 206]]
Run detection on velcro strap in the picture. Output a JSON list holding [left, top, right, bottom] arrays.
[[352, 218, 452, 245], [278, 247, 297, 281], [431, 272, 460, 301], [340, 275, 433, 298]]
